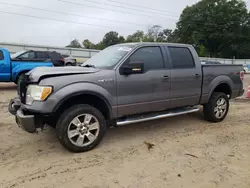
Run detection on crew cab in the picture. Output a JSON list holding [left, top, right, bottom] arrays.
[[8, 43, 244, 153], [0, 48, 53, 84]]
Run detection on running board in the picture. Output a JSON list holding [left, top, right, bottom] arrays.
[[116, 107, 200, 126]]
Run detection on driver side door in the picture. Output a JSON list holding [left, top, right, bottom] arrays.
[[116, 46, 167, 117]]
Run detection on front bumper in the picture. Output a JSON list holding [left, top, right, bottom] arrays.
[[8, 98, 43, 133]]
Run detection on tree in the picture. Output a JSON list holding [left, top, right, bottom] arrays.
[[66, 39, 82, 48], [147, 25, 162, 41], [95, 41, 105, 50], [126, 31, 145, 42], [156, 29, 174, 42], [125, 26, 173, 43], [82, 39, 95, 49], [102, 31, 125, 48], [173, 0, 250, 58]]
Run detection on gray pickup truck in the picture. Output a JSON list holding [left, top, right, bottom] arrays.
[[8, 43, 244, 152]]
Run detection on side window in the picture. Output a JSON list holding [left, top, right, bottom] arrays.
[[128, 47, 164, 71], [19, 51, 36, 59], [0, 51, 3, 60], [168, 47, 195, 69], [36, 52, 50, 59]]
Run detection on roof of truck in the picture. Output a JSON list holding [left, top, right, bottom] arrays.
[[116, 42, 192, 47]]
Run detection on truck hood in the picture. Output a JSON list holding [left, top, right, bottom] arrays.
[[27, 66, 99, 82]]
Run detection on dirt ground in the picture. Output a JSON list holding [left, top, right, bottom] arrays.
[[243, 73, 250, 97], [0, 75, 250, 188]]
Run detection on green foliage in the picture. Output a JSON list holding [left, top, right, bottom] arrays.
[[81, 31, 125, 50], [102, 31, 125, 47], [156, 29, 174, 42], [82, 39, 95, 49], [126, 31, 145, 42], [66, 0, 250, 58], [174, 0, 250, 58], [198, 45, 209, 57], [67, 26, 175, 50], [66, 39, 82, 48]]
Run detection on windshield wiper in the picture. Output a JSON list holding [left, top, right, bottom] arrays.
[[82, 64, 96, 68]]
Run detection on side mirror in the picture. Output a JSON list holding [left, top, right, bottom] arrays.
[[121, 62, 144, 75]]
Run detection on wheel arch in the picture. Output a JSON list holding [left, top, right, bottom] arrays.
[[53, 91, 113, 121], [209, 82, 232, 99], [14, 70, 30, 83]]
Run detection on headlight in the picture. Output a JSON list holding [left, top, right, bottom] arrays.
[[26, 85, 52, 105]]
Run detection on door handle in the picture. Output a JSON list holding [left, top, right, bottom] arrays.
[[194, 74, 200, 79], [162, 75, 169, 81]]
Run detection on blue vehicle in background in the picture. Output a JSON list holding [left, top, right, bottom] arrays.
[[0, 48, 61, 84]]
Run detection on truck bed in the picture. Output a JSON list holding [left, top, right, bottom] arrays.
[[201, 64, 244, 102]]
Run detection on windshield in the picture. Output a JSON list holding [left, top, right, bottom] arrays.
[[81, 45, 133, 68], [11, 51, 27, 59]]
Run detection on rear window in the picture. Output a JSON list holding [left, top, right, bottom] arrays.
[[168, 47, 195, 68], [50, 52, 63, 60], [0, 51, 3, 60]]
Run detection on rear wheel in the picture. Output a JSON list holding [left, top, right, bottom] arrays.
[[56, 104, 106, 152], [203, 92, 229, 122], [66, 63, 73, 66]]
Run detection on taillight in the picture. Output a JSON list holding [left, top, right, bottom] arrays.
[[61, 58, 65, 62], [240, 71, 244, 81]]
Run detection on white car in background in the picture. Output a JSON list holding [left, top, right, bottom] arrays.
[[61, 54, 77, 66], [243, 64, 250, 73]]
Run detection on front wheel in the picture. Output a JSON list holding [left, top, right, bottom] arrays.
[[203, 92, 229, 122], [56, 104, 107, 152]]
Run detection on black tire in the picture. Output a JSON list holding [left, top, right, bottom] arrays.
[[203, 92, 229, 122], [66, 63, 73, 66], [56, 104, 106, 153], [15, 72, 25, 85], [16, 73, 26, 96]]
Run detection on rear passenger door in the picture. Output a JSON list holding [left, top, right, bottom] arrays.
[[167, 46, 202, 108]]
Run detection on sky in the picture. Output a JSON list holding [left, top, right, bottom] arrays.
[[0, 0, 249, 47]]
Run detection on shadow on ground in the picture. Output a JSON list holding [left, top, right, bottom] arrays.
[[0, 83, 16, 90]]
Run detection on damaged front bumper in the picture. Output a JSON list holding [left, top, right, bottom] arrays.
[[8, 98, 44, 133]]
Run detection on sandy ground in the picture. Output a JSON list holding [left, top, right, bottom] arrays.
[[0, 76, 250, 188], [243, 73, 250, 97]]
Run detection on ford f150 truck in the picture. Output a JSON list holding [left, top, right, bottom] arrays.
[[8, 43, 244, 153], [0, 48, 53, 84]]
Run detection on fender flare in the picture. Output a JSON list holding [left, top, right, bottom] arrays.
[[51, 83, 115, 118], [208, 81, 232, 100]]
